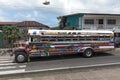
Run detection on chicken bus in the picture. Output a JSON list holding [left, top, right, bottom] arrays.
[[13, 29, 115, 63]]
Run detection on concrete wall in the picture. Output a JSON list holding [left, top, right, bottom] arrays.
[[82, 15, 120, 30]]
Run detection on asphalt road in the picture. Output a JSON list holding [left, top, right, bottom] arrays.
[[26, 49, 120, 71], [0, 49, 120, 76]]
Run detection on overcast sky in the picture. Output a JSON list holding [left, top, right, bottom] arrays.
[[0, 0, 120, 27]]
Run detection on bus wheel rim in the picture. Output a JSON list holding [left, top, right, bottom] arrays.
[[17, 55, 25, 62], [86, 50, 92, 57]]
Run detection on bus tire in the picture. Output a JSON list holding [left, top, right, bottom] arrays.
[[15, 52, 28, 63], [83, 48, 94, 58]]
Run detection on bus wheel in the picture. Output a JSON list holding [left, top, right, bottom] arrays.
[[15, 52, 27, 63], [83, 48, 94, 58]]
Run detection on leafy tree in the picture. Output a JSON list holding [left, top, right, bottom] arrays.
[[2, 26, 20, 47]]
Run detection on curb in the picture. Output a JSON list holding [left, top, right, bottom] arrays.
[[115, 48, 120, 51], [1, 62, 120, 77]]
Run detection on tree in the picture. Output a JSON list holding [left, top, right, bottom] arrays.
[[2, 26, 20, 48]]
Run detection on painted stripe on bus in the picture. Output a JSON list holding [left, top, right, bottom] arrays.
[[99, 46, 114, 48]]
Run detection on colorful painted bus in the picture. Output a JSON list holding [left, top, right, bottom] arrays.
[[13, 29, 115, 63]]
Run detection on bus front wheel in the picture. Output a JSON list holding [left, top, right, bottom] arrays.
[[15, 52, 28, 63], [83, 48, 94, 58]]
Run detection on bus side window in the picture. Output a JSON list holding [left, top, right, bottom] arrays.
[[79, 36, 85, 41], [99, 36, 105, 41], [92, 36, 99, 41], [104, 36, 110, 40]]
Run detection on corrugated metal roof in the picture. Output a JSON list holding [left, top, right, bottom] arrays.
[[14, 21, 49, 28], [0, 22, 19, 25], [62, 13, 120, 17], [0, 21, 49, 28]]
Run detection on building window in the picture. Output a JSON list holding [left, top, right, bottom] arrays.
[[84, 19, 94, 24], [99, 19, 103, 24], [107, 19, 116, 25]]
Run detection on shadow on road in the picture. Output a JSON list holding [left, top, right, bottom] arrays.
[[30, 54, 82, 62], [30, 52, 114, 62], [95, 52, 114, 57]]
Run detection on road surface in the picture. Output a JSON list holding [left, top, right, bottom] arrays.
[[0, 49, 120, 76]]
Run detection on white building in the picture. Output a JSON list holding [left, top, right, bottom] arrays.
[[60, 13, 120, 31]]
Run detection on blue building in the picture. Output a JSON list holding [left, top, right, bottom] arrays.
[[59, 13, 120, 30]]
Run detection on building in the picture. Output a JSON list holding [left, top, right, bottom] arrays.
[[0, 21, 50, 48], [59, 13, 120, 30], [14, 21, 49, 41], [0, 21, 49, 30]]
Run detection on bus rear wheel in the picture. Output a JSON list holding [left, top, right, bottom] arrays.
[[83, 48, 94, 58], [15, 52, 28, 63]]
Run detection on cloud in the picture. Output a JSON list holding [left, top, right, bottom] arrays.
[[0, 9, 10, 21], [14, 11, 39, 21], [13, 10, 57, 26], [0, 0, 120, 14], [0, 0, 120, 27], [79, 0, 120, 13], [0, 0, 36, 9], [0, 0, 85, 14]]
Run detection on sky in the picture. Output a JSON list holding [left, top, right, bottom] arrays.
[[0, 0, 120, 27]]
